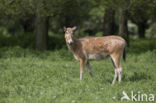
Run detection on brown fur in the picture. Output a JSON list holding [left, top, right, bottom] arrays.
[[64, 27, 126, 84]]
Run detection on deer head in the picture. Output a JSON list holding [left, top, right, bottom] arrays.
[[64, 26, 77, 45]]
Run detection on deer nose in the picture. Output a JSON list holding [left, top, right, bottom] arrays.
[[68, 39, 73, 44]]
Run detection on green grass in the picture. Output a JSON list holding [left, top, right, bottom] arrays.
[[0, 39, 156, 103]]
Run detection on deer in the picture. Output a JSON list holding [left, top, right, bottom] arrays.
[[64, 26, 126, 84]]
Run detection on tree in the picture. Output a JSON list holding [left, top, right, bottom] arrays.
[[129, 0, 155, 38], [100, 0, 116, 35], [0, 0, 64, 49], [34, 0, 49, 50], [35, 14, 49, 50], [0, 0, 35, 34], [119, 8, 129, 46], [103, 8, 115, 35]]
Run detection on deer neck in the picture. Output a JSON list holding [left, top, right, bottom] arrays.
[[67, 38, 80, 53]]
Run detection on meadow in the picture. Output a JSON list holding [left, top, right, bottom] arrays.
[[0, 39, 156, 103]]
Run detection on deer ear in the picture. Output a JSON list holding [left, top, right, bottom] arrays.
[[72, 26, 77, 31], [64, 26, 66, 32]]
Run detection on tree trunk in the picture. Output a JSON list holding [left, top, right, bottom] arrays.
[[103, 8, 115, 35], [119, 8, 129, 46], [138, 23, 145, 38], [35, 13, 49, 50]]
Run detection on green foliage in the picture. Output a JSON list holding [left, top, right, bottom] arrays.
[[146, 22, 156, 38], [1, 25, 156, 51], [129, 0, 154, 23], [127, 39, 156, 54], [0, 46, 73, 60], [0, 0, 156, 38], [95, 32, 103, 37], [0, 28, 34, 48], [0, 39, 156, 103], [0, 29, 67, 50], [48, 31, 66, 50]]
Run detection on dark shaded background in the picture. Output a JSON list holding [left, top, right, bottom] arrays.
[[0, 0, 156, 51]]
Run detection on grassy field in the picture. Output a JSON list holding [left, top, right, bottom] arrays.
[[0, 39, 156, 103]]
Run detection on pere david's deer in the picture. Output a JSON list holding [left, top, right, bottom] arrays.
[[64, 26, 126, 84]]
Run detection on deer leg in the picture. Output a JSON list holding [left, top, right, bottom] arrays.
[[86, 61, 93, 77], [118, 66, 122, 83], [115, 55, 122, 83], [112, 69, 118, 84], [111, 58, 118, 84], [80, 59, 85, 80], [111, 55, 121, 84]]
